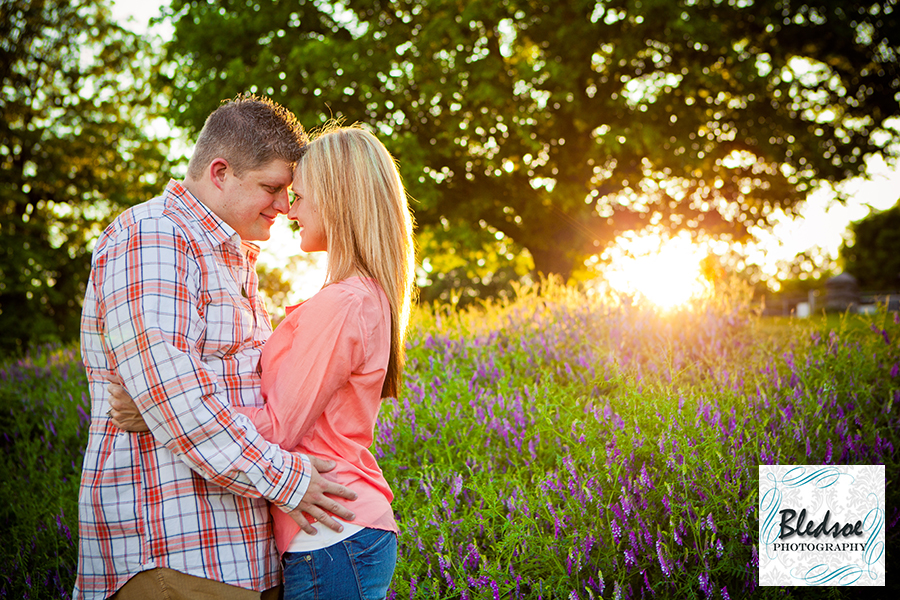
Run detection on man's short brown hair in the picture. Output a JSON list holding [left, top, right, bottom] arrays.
[[187, 94, 308, 179]]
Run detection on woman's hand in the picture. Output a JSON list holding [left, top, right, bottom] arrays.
[[107, 382, 150, 432]]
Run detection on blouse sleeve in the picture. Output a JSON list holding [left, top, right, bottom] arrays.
[[235, 287, 367, 451]]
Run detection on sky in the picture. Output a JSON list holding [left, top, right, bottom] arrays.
[[110, 0, 165, 32], [110, 0, 900, 302]]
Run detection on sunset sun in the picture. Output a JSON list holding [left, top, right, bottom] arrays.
[[602, 233, 712, 310]]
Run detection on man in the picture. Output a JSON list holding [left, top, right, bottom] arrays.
[[75, 96, 355, 600]]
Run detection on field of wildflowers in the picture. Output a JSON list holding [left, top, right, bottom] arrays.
[[1, 281, 897, 599]]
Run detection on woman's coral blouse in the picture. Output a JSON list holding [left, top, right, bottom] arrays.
[[234, 277, 397, 554]]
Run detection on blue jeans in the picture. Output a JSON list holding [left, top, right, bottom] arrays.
[[282, 527, 397, 600]]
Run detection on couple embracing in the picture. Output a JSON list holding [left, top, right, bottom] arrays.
[[74, 96, 415, 600]]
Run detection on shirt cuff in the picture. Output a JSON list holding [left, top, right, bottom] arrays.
[[268, 452, 312, 511]]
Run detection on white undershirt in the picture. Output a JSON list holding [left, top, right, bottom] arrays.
[[286, 517, 365, 552]]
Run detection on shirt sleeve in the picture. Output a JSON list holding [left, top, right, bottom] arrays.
[[235, 287, 367, 452], [97, 217, 310, 510]]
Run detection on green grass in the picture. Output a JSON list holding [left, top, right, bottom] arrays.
[[2, 282, 897, 598], [0, 345, 85, 598]]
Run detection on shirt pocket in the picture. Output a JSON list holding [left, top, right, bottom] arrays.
[[198, 286, 256, 358]]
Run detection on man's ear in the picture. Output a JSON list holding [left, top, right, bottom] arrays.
[[208, 158, 230, 190]]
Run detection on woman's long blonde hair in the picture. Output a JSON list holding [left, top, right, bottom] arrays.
[[296, 123, 415, 398]]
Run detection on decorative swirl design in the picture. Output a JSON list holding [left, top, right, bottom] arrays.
[[862, 493, 884, 581], [759, 472, 783, 560], [780, 466, 853, 489], [794, 564, 863, 586]]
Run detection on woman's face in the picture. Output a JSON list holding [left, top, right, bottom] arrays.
[[288, 174, 327, 253]]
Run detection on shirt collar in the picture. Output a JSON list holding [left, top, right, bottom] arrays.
[[163, 179, 261, 259]]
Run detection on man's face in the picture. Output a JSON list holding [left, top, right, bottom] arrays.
[[218, 159, 293, 241]]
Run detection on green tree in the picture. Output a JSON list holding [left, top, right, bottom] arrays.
[[159, 0, 899, 281], [841, 200, 900, 290], [1, 0, 172, 355]]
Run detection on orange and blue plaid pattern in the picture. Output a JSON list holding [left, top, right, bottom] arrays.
[[74, 180, 309, 599]]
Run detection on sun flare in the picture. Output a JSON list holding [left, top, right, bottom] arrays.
[[602, 233, 711, 310]]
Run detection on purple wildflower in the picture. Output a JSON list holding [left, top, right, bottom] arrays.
[[582, 533, 596, 556], [644, 570, 654, 596], [782, 402, 793, 421], [77, 404, 90, 426], [450, 473, 463, 497], [706, 513, 717, 535], [611, 518, 622, 545], [656, 537, 670, 577], [699, 572, 710, 595], [464, 544, 481, 570], [624, 548, 637, 568], [437, 555, 454, 590], [620, 492, 632, 516], [640, 463, 653, 490]]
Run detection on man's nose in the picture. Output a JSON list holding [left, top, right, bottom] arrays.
[[273, 188, 290, 214]]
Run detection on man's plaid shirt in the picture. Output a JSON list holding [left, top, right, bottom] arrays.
[[75, 180, 310, 599]]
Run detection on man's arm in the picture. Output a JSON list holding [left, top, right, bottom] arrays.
[[107, 381, 356, 534], [97, 217, 353, 528]]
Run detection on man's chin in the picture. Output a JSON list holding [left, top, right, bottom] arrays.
[[245, 226, 273, 242]]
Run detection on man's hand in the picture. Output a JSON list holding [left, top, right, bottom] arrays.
[[287, 456, 358, 534], [107, 382, 150, 432]]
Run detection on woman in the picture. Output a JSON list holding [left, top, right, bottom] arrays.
[[110, 124, 415, 600]]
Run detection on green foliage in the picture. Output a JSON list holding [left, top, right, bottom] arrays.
[[416, 225, 535, 307], [159, 0, 900, 279], [3, 283, 899, 598], [0, 0, 173, 356], [380, 284, 899, 599], [257, 264, 295, 326], [0, 345, 88, 599], [841, 200, 900, 290]]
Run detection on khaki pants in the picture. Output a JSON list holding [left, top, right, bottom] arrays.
[[112, 567, 282, 600]]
